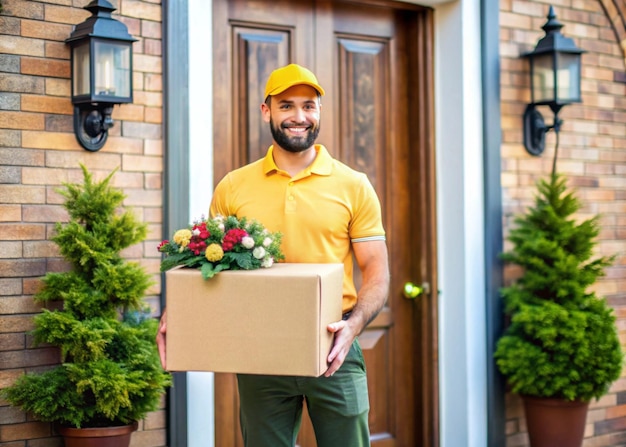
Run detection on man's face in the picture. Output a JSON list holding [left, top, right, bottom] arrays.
[[263, 85, 321, 153]]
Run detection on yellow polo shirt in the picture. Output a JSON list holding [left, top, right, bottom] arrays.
[[210, 144, 386, 312]]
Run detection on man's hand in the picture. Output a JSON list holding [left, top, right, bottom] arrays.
[[324, 239, 389, 377], [325, 319, 357, 377], [156, 310, 167, 369]]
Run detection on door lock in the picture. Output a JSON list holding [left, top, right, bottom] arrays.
[[403, 281, 430, 299]]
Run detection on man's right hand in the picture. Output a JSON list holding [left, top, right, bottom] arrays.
[[156, 310, 167, 369]]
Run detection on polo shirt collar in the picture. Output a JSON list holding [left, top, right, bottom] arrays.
[[262, 144, 333, 176]]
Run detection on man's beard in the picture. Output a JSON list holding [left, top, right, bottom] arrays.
[[270, 117, 320, 153]]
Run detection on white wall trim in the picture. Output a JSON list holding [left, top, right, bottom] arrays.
[[433, 1, 488, 446], [187, 1, 215, 446]]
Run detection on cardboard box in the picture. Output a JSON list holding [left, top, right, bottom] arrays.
[[165, 263, 344, 376]]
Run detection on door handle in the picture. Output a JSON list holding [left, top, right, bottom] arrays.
[[403, 281, 430, 299]]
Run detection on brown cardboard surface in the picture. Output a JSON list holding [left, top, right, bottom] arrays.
[[165, 263, 344, 376]]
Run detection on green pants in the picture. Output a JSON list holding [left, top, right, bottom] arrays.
[[237, 339, 370, 447]]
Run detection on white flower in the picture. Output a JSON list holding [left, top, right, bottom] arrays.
[[192, 228, 201, 236], [241, 236, 255, 249], [262, 237, 272, 247], [253, 246, 266, 259], [218, 223, 225, 231], [262, 257, 274, 268]]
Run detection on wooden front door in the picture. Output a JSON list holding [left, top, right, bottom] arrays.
[[212, 1, 438, 445]]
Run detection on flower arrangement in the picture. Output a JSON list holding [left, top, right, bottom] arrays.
[[159, 215, 284, 279]]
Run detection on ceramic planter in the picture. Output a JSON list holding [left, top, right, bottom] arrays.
[[523, 395, 589, 447], [57, 422, 138, 447]]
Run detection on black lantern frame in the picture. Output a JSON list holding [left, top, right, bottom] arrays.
[[66, 0, 137, 152], [522, 6, 585, 156]]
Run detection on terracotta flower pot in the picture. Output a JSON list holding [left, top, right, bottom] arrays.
[[522, 395, 589, 447], [57, 422, 138, 447]]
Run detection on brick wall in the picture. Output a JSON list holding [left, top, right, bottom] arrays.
[[500, 1, 626, 446], [0, 0, 166, 446]]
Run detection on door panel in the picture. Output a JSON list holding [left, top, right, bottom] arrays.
[[213, 1, 437, 446]]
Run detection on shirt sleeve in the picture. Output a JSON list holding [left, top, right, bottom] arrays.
[[209, 174, 233, 218], [349, 174, 386, 242]]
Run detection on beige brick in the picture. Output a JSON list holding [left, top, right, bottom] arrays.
[[0, 16, 21, 36], [0, 112, 44, 131], [142, 20, 162, 39], [111, 171, 144, 189], [120, 16, 142, 38], [44, 4, 89, 25], [0, 241, 22, 258], [117, 104, 146, 121], [21, 131, 80, 150], [122, 155, 162, 173], [45, 78, 71, 97], [21, 57, 70, 79], [23, 241, 59, 258], [145, 173, 162, 189], [128, 428, 166, 447], [2, 0, 44, 19], [0, 206, 22, 222], [134, 53, 163, 74], [0, 36, 45, 57], [0, 186, 46, 204], [94, 135, 144, 154], [144, 38, 162, 57], [144, 107, 162, 124], [0, 148, 45, 166], [45, 41, 69, 60], [0, 259, 46, 278], [22, 205, 69, 223], [144, 139, 162, 156], [123, 189, 162, 207], [0, 278, 22, 296], [121, 1, 162, 22], [21, 95, 72, 115], [144, 73, 162, 92], [135, 91, 163, 108], [0, 74, 45, 94]]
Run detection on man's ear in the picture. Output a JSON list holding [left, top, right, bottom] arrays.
[[260, 102, 271, 123]]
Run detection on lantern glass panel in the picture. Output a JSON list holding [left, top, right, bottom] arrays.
[[72, 42, 91, 97], [556, 53, 580, 103], [531, 52, 555, 104], [94, 41, 132, 98]]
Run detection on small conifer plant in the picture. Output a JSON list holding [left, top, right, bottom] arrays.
[[1, 165, 171, 428], [494, 172, 623, 402]]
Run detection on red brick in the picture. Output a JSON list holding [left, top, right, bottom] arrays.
[[0, 421, 52, 442], [22, 205, 68, 223], [0, 259, 46, 278], [21, 95, 72, 115], [21, 57, 70, 79], [0, 223, 46, 240], [0, 296, 41, 314], [0, 112, 44, 131], [0, 316, 36, 334], [0, 206, 22, 222], [21, 19, 72, 41]]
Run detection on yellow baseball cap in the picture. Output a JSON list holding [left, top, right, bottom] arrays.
[[264, 64, 325, 99]]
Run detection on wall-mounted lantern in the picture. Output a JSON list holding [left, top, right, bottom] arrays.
[[522, 5, 585, 156], [65, 0, 137, 152]]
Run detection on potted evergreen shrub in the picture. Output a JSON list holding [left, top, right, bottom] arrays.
[[1, 165, 171, 447], [494, 171, 623, 447]]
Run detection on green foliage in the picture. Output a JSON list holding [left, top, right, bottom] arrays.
[[1, 165, 171, 428], [495, 173, 623, 402]]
